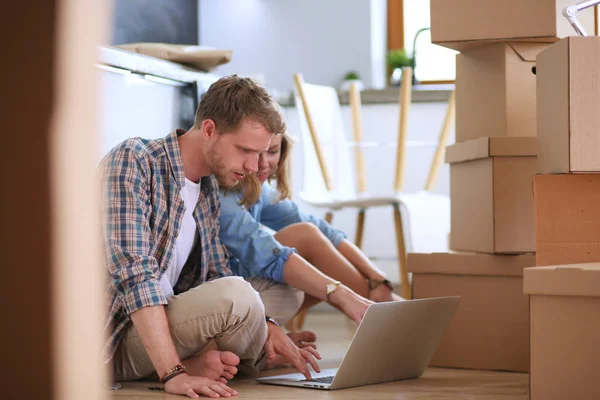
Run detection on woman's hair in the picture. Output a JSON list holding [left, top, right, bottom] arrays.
[[231, 131, 295, 208], [271, 131, 293, 201]]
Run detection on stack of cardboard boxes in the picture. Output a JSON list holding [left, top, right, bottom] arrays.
[[523, 35, 600, 399], [407, 0, 596, 375]]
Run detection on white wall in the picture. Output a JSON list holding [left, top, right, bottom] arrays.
[[198, 0, 387, 92]]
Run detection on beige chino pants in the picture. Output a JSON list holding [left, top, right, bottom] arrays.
[[113, 276, 268, 381]]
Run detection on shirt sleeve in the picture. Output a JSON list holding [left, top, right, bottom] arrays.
[[218, 190, 297, 283], [101, 147, 168, 315], [260, 184, 347, 247]]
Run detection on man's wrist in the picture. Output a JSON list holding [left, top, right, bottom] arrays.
[[265, 315, 280, 326]]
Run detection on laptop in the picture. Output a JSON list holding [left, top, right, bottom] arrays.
[[257, 296, 460, 390]]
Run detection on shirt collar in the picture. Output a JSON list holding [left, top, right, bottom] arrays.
[[164, 129, 186, 191], [164, 129, 218, 197]]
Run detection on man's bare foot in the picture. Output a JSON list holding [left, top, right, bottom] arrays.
[[183, 349, 240, 382], [287, 330, 317, 349]]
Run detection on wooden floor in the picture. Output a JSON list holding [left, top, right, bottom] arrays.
[[110, 312, 529, 399]]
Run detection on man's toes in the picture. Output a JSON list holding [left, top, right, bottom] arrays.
[[219, 377, 228, 384], [222, 371, 234, 380], [224, 365, 238, 376], [220, 351, 240, 366]]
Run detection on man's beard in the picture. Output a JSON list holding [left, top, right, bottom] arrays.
[[206, 144, 237, 188]]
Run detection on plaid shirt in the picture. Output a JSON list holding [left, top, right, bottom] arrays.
[[100, 129, 232, 364]]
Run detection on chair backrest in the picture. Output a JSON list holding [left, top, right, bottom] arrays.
[[293, 74, 356, 202], [293, 69, 454, 200]]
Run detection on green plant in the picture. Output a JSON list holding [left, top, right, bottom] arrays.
[[343, 71, 361, 81], [387, 49, 413, 70]]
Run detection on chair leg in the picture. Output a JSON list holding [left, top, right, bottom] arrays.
[[324, 211, 333, 224], [392, 204, 411, 300], [355, 209, 366, 248], [286, 308, 309, 332], [284, 316, 299, 332]]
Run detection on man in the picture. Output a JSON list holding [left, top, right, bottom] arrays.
[[101, 75, 320, 399]]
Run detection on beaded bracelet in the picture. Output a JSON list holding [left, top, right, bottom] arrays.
[[160, 364, 186, 384]]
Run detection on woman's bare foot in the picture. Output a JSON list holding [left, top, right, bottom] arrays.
[[183, 349, 240, 383]]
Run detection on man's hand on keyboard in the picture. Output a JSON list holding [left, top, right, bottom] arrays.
[[264, 322, 322, 380]]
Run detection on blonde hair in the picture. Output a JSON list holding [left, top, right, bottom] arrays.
[[234, 131, 294, 208]]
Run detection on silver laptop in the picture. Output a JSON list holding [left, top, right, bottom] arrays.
[[257, 296, 460, 390]]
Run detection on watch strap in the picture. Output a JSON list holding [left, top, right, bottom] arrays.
[[265, 315, 280, 326], [367, 278, 393, 292]]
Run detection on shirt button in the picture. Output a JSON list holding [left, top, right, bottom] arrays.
[[272, 248, 280, 255]]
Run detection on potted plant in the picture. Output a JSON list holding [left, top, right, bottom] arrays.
[[387, 48, 413, 86], [340, 70, 364, 91]]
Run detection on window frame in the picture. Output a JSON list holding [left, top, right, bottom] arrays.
[[387, 2, 599, 85]]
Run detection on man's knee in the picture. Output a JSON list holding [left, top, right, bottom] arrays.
[[210, 276, 265, 318]]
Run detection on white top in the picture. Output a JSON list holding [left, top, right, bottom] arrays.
[[159, 178, 201, 297]]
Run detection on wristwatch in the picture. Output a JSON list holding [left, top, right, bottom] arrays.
[[265, 315, 280, 326], [326, 280, 341, 302]]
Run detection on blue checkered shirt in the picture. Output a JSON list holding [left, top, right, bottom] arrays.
[[100, 130, 232, 364]]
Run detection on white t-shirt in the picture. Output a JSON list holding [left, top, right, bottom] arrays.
[[159, 178, 201, 297]]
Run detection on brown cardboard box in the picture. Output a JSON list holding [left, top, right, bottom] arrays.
[[430, 0, 595, 51], [524, 263, 600, 400], [408, 252, 535, 372], [533, 174, 600, 266], [456, 42, 547, 142], [536, 36, 600, 173], [446, 137, 537, 253]]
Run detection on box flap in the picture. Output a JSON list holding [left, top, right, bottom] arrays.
[[524, 263, 600, 297], [435, 37, 557, 52], [507, 42, 549, 62], [408, 252, 536, 277], [445, 137, 537, 163]]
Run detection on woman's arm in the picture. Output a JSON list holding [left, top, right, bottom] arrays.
[[219, 189, 373, 323], [260, 185, 387, 282], [282, 253, 372, 324], [218, 190, 297, 283]]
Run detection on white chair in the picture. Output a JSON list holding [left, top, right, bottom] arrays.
[[288, 68, 454, 329]]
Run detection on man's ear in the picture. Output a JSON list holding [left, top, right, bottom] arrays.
[[200, 119, 217, 140]]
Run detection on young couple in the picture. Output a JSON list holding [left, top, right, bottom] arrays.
[[101, 75, 402, 399]]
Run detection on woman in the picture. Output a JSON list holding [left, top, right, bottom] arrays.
[[218, 132, 403, 329]]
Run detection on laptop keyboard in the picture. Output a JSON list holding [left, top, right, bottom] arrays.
[[303, 376, 334, 384]]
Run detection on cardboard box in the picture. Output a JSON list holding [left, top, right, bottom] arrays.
[[533, 174, 600, 266], [537, 36, 600, 173], [524, 263, 600, 400], [456, 42, 547, 142], [409, 252, 535, 372], [446, 137, 537, 253], [430, 0, 595, 51]]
